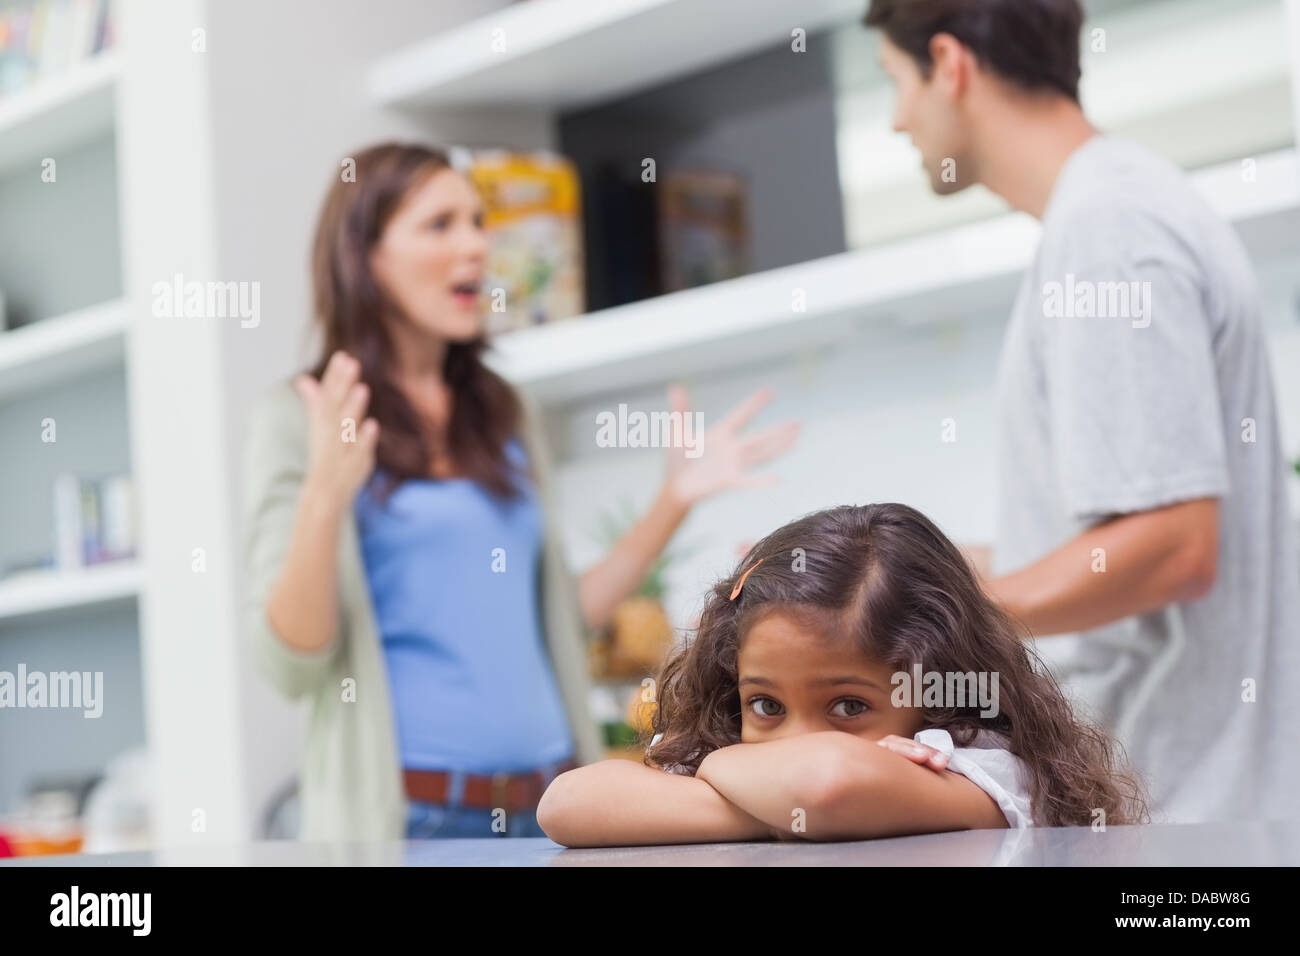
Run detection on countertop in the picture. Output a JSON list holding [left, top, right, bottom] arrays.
[[3, 819, 1298, 865]]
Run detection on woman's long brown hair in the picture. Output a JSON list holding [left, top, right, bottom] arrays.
[[307, 142, 523, 502], [646, 503, 1150, 827]]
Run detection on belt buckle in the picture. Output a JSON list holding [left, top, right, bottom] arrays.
[[491, 771, 511, 812]]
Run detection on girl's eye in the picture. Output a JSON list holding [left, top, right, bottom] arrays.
[[430, 214, 452, 231], [749, 697, 783, 718], [831, 698, 869, 718]]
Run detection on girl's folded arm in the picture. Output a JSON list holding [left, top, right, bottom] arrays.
[[697, 731, 1009, 840], [536, 759, 776, 847]]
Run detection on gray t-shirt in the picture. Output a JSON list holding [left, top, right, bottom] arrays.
[[994, 134, 1300, 824]]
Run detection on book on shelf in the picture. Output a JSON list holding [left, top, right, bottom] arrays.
[[51, 471, 134, 572], [0, 0, 114, 98], [657, 168, 752, 293]]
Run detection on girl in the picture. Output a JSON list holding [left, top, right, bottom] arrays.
[[537, 502, 1148, 845]]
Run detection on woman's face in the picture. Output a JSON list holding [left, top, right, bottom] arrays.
[[368, 167, 489, 342], [736, 610, 923, 743]]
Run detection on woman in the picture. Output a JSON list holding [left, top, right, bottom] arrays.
[[243, 142, 798, 842]]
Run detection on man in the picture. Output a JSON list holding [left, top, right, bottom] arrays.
[[864, 0, 1299, 823]]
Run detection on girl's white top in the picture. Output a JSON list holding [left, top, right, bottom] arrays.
[[913, 728, 1034, 828]]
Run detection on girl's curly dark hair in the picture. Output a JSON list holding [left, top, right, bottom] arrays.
[[643, 502, 1150, 827]]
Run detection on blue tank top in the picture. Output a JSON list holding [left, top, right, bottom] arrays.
[[354, 438, 575, 773]]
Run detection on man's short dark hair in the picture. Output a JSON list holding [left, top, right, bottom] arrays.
[[864, 0, 1084, 102]]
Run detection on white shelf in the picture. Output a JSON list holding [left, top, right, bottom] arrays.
[[486, 149, 1300, 404], [0, 52, 120, 178], [0, 299, 130, 404], [487, 215, 1037, 402], [0, 561, 141, 624], [369, 0, 862, 111]]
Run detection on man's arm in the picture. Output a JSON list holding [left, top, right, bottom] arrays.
[[536, 759, 775, 847], [982, 497, 1218, 636], [994, 242, 1228, 639], [696, 732, 1007, 840]]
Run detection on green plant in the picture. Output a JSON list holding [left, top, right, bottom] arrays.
[[602, 721, 639, 748]]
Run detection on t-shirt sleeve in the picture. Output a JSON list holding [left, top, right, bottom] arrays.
[[1039, 244, 1229, 523], [914, 729, 1035, 829], [647, 732, 693, 775]]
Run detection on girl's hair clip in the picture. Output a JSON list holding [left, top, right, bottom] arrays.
[[729, 558, 765, 601]]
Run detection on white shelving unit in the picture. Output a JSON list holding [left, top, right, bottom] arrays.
[[369, 0, 863, 111], [0, 561, 141, 623], [0, 299, 129, 403], [486, 148, 1300, 403], [0, 51, 120, 177], [0, 53, 134, 641], [0, 10, 148, 841]]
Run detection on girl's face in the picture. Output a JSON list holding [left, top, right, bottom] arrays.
[[368, 167, 489, 343], [736, 610, 923, 743]]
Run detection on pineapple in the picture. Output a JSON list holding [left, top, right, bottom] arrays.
[[608, 596, 673, 675], [625, 685, 658, 734], [591, 500, 690, 679]]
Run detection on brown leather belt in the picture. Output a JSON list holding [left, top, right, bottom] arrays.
[[403, 760, 577, 812]]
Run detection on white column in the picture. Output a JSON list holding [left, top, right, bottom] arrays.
[[1288, 1, 1300, 168], [116, 0, 251, 846]]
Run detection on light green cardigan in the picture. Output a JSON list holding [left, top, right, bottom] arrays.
[[241, 378, 605, 842]]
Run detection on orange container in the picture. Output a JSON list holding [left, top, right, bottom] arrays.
[[1, 828, 83, 856]]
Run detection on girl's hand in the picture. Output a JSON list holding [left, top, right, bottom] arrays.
[[875, 734, 950, 771], [294, 350, 379, 507], [662, 385, 799, 508]]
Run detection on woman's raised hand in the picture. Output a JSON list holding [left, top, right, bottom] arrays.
[[293, 350, 379, 506], [662, 384, 799, 508]]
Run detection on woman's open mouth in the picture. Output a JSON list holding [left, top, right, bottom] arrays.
[[451, 280, 480, 307]]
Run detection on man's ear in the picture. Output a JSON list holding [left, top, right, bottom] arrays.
[[927, 32, 972, 98]]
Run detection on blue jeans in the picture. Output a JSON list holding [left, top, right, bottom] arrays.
[[404, 762, 564, 839], [406, 799, 546, 838]]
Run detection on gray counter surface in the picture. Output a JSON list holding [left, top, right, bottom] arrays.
[[3, 819, 1297, 865]]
